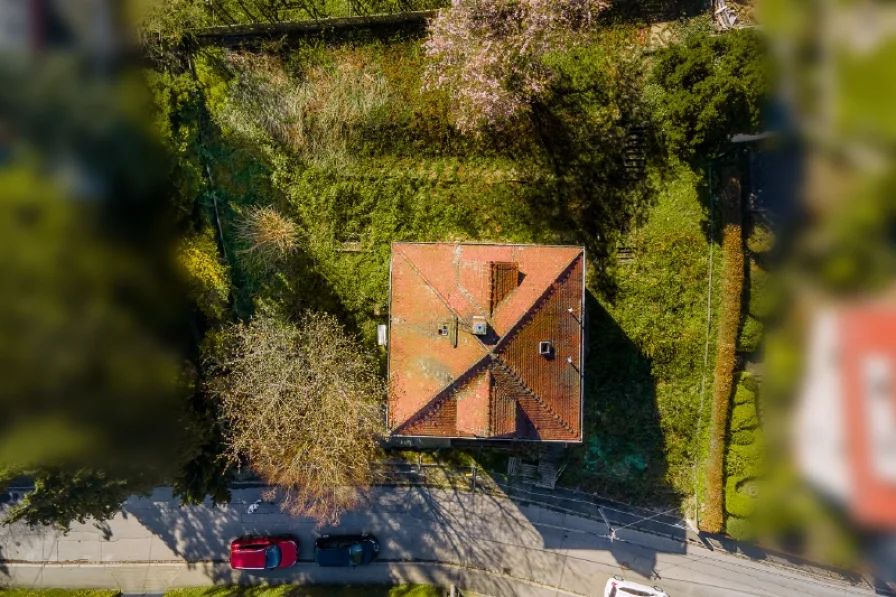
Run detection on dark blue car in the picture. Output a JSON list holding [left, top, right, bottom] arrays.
[[314, 533, 380, 567]]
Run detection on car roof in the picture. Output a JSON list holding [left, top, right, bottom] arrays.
[[230, 544, 268, 569]]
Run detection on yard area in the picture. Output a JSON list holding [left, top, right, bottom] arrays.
[[156, 19, 724, 510]]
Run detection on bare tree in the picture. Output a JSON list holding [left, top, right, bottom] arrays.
[[205, 312, 385, 522]]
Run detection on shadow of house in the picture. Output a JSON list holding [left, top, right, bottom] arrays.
[[565, 293, 676, 507]]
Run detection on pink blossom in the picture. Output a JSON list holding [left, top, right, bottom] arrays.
[[422, 0, 607, 133]]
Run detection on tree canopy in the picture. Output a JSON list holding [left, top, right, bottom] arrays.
[[652, 28, 771, 159], [205, 312, 386, 522]]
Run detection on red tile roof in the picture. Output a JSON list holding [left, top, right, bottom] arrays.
[[840, 308, 896, 528], [388, 243, 585, 441]]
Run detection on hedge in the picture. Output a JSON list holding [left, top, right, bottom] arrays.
[[725, 515, 755, 541], [725, 476, 756, 518], [731, 429, 754, 445], [703, 167, 744, 533], [727, 440, 763, 478], [735, 371, 758, 393], [737, 315, 763, 353], [747, 262, 775, 319], [733, 384, 756, 405], [730, 402, 758, 432]]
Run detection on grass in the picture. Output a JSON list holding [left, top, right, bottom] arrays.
[[165, 586, 441, 597], [157, 23, 722, 509], [564, 162, 722, 505]]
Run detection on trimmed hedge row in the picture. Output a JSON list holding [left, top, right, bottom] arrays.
[[722, 372, 764, 539], [730, 402, 758, 432], [725, 514, 755, 541], [737, 315, 763, 353], [725, 476, 756, 518], [702, 168, 744, 533]]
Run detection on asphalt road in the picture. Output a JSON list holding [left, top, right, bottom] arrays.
[[0, 486, 878, 597]]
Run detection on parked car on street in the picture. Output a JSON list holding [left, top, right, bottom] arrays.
[[314, 533, 379, 567], [230, 536, 299, 570], [604, 575, 669, 597]]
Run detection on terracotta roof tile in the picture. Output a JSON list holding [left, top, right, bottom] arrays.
[[388, 243, 584, 441]]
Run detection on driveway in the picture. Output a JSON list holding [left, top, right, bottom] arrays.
[[0, 486, 877, 596]]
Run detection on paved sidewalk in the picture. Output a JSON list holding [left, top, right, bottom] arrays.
[[0, 486, 878, 596]]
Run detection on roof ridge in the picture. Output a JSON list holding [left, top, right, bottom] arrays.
[[395, 249, 466, 325], [492, 253, 582, 356], [393, 359, 489, 433], [395, 246, 482, 324], [490, 360, 573, 434]]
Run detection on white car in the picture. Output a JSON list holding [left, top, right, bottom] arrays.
[[604, 575, 669, 597]]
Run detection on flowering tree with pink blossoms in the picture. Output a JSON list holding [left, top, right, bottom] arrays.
[[423, 0, 607, 133]]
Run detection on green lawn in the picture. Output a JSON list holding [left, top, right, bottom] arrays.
[[165, 586, 441, 597]]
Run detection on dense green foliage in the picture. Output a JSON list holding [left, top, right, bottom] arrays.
[[651, 28, 771, 159], [723, 373, 763, 539], [737, 315, 764, 353], [3, 469, 151, 529], [725, 514, 755, 541], [177, 229, 231, 320]]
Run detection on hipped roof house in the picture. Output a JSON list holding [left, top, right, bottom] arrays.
[[387, 243, 585, 442]]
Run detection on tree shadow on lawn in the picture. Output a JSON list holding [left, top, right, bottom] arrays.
[[565, 294, 680, 509], [521, 84, 664, 301]]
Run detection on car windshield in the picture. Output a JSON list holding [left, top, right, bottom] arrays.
[[264, 545, 282, 568], [349, 543, 364, 565]]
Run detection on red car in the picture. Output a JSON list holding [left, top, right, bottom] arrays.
[[230, 536, 299, 570]]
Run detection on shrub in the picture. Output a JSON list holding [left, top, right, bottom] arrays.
[[422, 0, 607, 133], [747, 223, 774, 254], [731, 430, 754, 446], [748, 263, 777, 319], [730, 402, 758, 432], [736, 371, 758, 393], [235, 205, 299, 266], [733, 384, 756, 406], [727, 441, 763, 479], [725, 476, 756, 518], [177, 229, 230, 320], [726, 515, 755, 540], [737, 315, 764, 353], [652, 28, 771, 159]]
